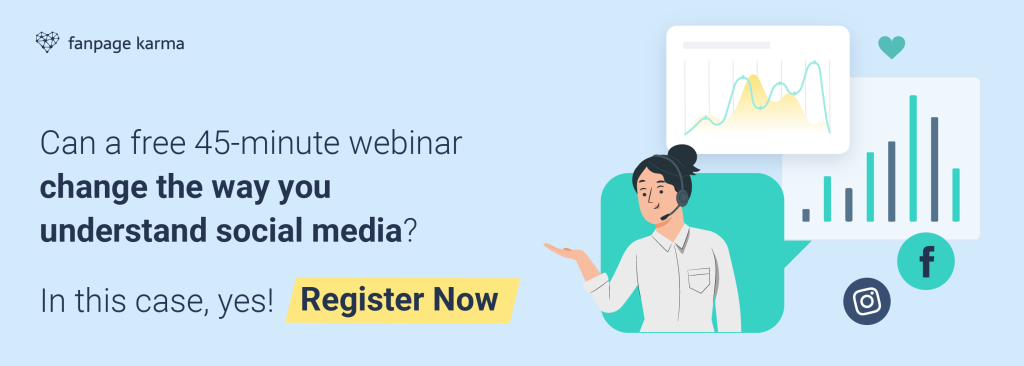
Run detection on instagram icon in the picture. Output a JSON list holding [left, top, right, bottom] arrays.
[[843, 278, 890, 325], [852, 287, 881, 316]]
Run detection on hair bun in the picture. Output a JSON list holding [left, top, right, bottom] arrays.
[[667, 144, 699, 174]]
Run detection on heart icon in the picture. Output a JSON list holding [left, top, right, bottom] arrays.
[[36, 31, 59, 53], [878, 36, 905, 59]]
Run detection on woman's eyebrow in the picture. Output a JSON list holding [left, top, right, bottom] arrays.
[[656, 180, 666, 183], [639, 187, 647, 190]]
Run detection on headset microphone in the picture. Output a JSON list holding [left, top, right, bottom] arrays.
[[660, 204, 681, 221], [652, 154, 691, 221]]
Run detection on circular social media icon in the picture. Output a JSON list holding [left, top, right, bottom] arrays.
[[898, 232, 955, 290], [843, 278, 890, 325]]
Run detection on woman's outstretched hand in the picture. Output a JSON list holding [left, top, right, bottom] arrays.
[[544, 243, 588, 261], [544, 243, 601, 281]]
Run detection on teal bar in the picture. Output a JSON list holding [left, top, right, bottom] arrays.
[[909, 95, 918, 222], [867, 152, 875, 222], [824, 176, 832, 222], [953, 168, 961, 222]]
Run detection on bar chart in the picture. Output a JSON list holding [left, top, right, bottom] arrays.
[[782, 78, 980, 240]]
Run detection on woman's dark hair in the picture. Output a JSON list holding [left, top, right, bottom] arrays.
[[632, 144, 699, 196]]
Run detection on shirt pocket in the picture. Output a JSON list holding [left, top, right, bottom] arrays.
[[687, 268, 711, 294]]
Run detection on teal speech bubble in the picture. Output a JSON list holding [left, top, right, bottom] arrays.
[[600, 173, 808, 332]]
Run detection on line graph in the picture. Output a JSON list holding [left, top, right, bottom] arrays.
[[666, 26, 849, 154], [684, 61, 831, 135]]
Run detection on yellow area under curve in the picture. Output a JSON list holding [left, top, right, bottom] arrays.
[[689, 74, 827, 134]]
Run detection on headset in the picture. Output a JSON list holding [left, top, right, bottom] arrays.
[[651, 154, 690, 221]]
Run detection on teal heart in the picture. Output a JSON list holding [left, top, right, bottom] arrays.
[[878, 36, 905, 59]]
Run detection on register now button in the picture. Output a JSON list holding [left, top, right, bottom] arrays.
[[285, 278, 520, 324]]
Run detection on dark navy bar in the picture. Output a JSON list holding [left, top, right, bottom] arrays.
[[802, 209, 810, 222], [888, 141, 896, 222], [845, 188, 853, 222]]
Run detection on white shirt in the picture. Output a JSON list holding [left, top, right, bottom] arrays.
[[583, 224, 740, 332]]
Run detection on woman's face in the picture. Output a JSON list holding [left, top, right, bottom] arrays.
[[636, 168, 680, 224]]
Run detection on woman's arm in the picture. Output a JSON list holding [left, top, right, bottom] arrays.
[[712, 238, 741, 332], [545, 243, 638, 313]]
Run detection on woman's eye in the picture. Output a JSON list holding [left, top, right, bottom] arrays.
[[642, 193, 647, 197], [659, 190, 664, 194]]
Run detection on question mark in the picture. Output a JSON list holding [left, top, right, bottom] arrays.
[[404, 218, 417, 242]]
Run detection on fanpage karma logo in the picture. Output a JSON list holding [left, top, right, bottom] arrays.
[[34, 31, 185, 53], [36, 32, 59, 53]]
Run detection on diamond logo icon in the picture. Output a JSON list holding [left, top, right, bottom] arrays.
[[36, 31, 59, 53]]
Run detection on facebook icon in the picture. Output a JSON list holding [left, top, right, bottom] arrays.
[[920, 245, 935, 277], [899, 233, 954, 290]]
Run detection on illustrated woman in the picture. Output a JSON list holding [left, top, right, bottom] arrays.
[[544, 144, 740, 332]]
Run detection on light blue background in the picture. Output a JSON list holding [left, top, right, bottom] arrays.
[[1, 0, 1018, 363]]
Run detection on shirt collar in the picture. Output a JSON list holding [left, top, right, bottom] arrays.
[[650, 224, 690, 252]]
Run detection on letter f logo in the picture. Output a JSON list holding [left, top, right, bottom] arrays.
[[920, 245, 935, 278]]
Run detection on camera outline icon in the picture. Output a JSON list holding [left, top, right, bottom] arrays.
[[852, 287, 881, 316]]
